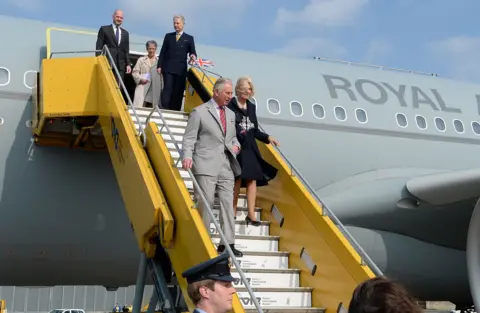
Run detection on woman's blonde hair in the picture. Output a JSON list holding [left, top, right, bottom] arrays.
[[235, 76, 255, 97]]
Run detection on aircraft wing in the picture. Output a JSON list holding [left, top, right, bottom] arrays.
[[406, 168, 480, 206]]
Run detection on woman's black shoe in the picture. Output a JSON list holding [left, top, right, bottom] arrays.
[[245, 216, 261, 227]]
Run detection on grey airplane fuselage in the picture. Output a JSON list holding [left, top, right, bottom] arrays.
[[0, 14, 478, 305]]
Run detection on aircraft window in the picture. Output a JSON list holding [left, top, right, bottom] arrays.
[[334, 106, 347, 121], [0, 67, 11, 87], [290, 101, 303, 117], [24, 70, 37, 89], [434, 117, 446, 132], [472, 121, 480, 135], [312, 103, 325, 119], [355, 108, 368, 124], [0, 117, 4, 126], [267, 98, 281, 115], [453, 119, 465, 133], [395, 113, 408, 128], [415, 115, 427, 130]]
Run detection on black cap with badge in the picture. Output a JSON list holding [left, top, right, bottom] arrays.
[[182, 252, 239, 284]]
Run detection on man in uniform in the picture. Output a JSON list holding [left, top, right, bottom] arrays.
[[182, 253, 238, 313]]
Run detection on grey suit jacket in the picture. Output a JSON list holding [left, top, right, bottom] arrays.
[[182, 99, 242, 177]]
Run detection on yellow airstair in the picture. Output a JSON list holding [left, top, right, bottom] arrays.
[[0, 300, 6, 313], [32, 34, 381, 313]]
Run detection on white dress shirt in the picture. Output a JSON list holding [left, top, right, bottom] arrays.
[[112, 24, 122, 44], [210, 99, 224, 119]]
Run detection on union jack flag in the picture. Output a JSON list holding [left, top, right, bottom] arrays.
[[196, 58, 215, 68]]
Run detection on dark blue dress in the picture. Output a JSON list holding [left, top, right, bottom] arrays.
[[227, 97, 278, 187]]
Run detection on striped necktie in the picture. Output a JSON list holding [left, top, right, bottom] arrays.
[[219, 107, 226, 133]]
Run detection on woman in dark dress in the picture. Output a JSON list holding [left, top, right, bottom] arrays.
[[228, 76, 280, 226]]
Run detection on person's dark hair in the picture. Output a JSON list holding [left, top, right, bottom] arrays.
[[348, 277, 422, 313]]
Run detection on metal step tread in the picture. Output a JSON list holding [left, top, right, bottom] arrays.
[[236, 287, 313, 292], [134, 119, 187, 127], [240, 251, 290, 257], [130, 108, 189, 118], [244, 308, 325, 313], [189, 191, 250, 201], [211, 217, 269, 225], [136, 115, 187, 124], [212, 234, 279, 241], [228, 207, 262, 213], [212, 205, 261, 213], [233, 220, 270, 226], [231, 268, 300, 274], [131, 115, 187, 124]]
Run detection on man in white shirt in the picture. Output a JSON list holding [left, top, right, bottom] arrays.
[[95, 9, 132, 88]]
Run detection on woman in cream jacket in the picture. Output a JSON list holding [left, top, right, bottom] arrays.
[[132, 40, 162, 108]]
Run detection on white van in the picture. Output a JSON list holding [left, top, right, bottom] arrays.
[[48, 309, 86, 313]]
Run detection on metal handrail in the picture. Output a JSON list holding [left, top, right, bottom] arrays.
[[145, 93, 264, 313], [48, 47, 147, 147], [49, 50, 102, 59], [180, 61, 384, 277], [100, 46, 147, 147]]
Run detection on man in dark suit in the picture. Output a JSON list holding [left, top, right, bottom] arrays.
[[157, 15, 197, 111], [95, 9, 132, 86]]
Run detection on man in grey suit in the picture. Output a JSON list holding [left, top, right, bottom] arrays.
[[182, 78, 243, 257]]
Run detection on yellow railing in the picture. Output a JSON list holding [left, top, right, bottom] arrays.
[[182, 64, 381, 312], [144, 122, 247, 313], [46, 27, 96, 59]]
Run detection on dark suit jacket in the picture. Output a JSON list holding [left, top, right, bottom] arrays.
[[157, 32, 197, 76], [95, 24, 131, 72]]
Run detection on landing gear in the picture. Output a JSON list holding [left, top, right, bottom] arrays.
[[131, 246, 187, 313]]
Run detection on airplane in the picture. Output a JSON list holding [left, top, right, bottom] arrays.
[[0, 12, 479, 311]]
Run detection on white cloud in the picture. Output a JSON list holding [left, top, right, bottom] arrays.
[[274, 0, 369, 30], [272, 37, 347, 59], [428, 35, 480, 82], [119, 0, 252, 35]]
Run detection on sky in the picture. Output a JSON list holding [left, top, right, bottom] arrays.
[[2, 0, 480, 83]]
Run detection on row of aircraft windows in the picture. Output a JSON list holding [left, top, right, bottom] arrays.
[[395, 113, 480, 135], [1, 68, 479, 136], [254, 97, 369, 123], [0, 67, 37, 89], [256, 97, 480, 136]]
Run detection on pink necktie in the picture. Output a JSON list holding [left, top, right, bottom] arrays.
[[219, 107, 226, 133]]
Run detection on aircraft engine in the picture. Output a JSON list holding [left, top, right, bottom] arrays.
[[466, 197, 480, 310]]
